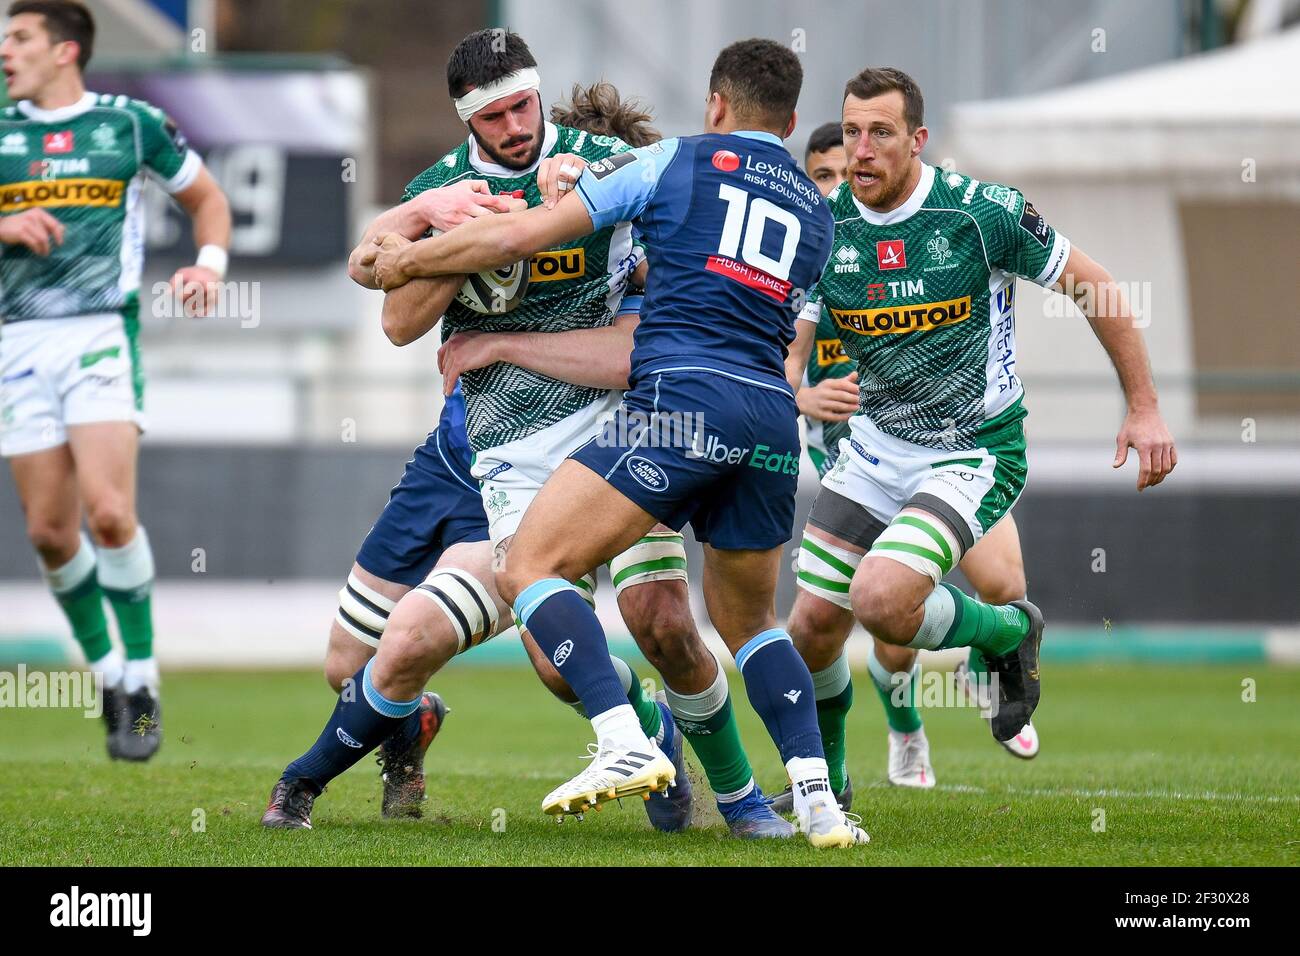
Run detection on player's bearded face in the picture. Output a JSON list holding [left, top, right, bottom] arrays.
[[842, 92, 923, 211], [467, 90, 545, 171]]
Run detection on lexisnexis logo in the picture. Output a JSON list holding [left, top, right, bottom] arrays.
[[529, 248, 585, 282], [831, 295, 972, 337], [0, 177, 124, 212]]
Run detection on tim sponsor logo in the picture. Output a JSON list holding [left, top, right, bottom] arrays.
[[50, 886, 151, 936]]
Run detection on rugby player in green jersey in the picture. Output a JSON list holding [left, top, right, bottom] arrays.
[[265, 34, 788, 838], [795, 122, 858, 479], [0, 0, 231, 760], [775, 68, 1175, 807], [772, 122, 1039, 810]]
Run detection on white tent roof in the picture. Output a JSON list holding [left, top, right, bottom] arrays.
[[948, 27, 1300, 175]]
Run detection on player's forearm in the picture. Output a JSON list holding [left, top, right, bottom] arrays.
[[396, 214, 522, 279], [1065, 257, 1159, 412], [1086, 306, 1159, 412], [495, 320, 635, 389], [382, 275, 464, 346], [187, 185, 232, 252], [786, 316, 817, 391]]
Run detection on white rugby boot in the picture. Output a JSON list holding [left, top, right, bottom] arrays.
[[795, 789, 870, 848], [887, 727, 936, 789], [542, 741, 676, 818]]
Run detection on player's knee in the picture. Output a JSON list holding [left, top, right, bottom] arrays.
[[323, 649, 355, 694], [379, 614, 447, 682], [84, 496, 135, 547], [850, 574, 906, 641], [625, 588, 704, 681], [493, 561, 530, 608], [25, 517, 79, 564], [788, 593, 851, 669]]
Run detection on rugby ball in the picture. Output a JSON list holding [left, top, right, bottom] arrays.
[[455, 261, 530, 314]]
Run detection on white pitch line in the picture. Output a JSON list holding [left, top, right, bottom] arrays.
[[860, 781, 1300, 804]]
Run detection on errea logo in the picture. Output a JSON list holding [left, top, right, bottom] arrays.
[[833, 245, 860, 274], [553, 640, 574, 666], [0, 132, 27, 155]]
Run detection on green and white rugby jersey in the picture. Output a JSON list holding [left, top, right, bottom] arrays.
[[0, 92, 200, 324], [403, 122, 640, 452], [802, 304, 854, 476], [804, 162, 1071, 449]]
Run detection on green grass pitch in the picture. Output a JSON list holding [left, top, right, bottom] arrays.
[[1, 664, 1297, 866]]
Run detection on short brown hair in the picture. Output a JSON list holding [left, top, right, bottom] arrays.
[[8, 0, 94, 70], [551, 82, 661, 147], [843, 67, 924, 132], [709, 38, 802, 130]]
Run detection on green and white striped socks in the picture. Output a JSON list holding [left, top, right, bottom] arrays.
[[866, 642, 922, 734], [908, 582, 1029, 657], [809, 654, 854, 793], [665, 660, 757, 805], [96, 527, 158, 694], [44, 533, 119, 683]]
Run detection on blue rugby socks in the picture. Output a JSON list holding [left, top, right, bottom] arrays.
[[283, 660, 421, 792], [735, 628, 833, 799], [515, 578, 645, 750]]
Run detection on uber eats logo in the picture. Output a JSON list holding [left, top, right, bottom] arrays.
[[832, 295, 972, 337], [529, 248, 585, 282]]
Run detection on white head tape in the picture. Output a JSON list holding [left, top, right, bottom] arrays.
[[454, 67, 541, 123]]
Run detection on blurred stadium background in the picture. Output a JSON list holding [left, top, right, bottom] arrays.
[[2, 0, 1298, 673]]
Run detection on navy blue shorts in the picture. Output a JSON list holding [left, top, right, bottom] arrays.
[[354, 427, 489, 586], [571, 366, 799, 550]]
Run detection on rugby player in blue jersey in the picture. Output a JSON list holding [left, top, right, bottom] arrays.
[[375, 39, 869, 848], [263, 60, 788, 839]]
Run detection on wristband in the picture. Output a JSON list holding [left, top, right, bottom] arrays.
[[196, 244, 228, 280]]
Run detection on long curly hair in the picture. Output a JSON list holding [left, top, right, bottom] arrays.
[[551, 81, 661, 147]]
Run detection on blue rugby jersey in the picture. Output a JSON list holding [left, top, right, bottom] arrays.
[[575, 130, 833, 388]]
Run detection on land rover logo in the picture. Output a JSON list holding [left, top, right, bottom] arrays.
[[627, 455, 669, 491]]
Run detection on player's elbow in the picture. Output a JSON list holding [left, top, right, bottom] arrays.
[[347, 257, 376, 290], [381, 307, 418, 346], [605, 353, 632, 390], [382, 315, 417, 347]]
